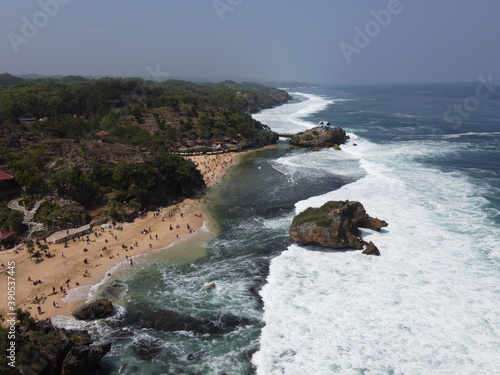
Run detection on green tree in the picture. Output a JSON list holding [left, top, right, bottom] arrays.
[[50, 167, 100, 206], [5, 211, 26, 235], [112, 162, 136, 191], [8, 147, 48, 194]]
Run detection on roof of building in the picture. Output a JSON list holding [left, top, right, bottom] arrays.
[[0, 230, 15, 241], [0, 171, 14, 181], [95, 130, 111, 136]]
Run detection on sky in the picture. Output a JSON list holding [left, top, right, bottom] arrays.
[[1, 0, 500, 85]]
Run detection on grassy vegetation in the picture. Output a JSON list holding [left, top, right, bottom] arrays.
[[291, 201, 351, 228]]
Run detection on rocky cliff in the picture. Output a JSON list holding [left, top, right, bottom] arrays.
[[1, 310, 110, 375], [289, 200, 387, 252]]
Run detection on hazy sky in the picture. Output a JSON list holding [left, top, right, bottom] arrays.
[[1, 0, 499, 84]]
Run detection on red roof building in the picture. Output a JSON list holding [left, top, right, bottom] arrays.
[[0, 229, 15, 241], [0, 170, 21, 198], [95, 130, 111, 137], [0, 171, 14, 181]]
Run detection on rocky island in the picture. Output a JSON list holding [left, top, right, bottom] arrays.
[[289, 122, 348, 149], [289, 200, 388, 254]]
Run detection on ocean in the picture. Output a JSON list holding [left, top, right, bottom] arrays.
[[53, 83, 500, 375]]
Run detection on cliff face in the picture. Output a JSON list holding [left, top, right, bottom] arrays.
[[289, 201, 388, 250], [289, 127, 348, 148], [1, 311, 110, 375]]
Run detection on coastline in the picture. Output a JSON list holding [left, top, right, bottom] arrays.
[[0, 151, 242, 321]]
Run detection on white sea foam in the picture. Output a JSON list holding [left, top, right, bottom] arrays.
[[253, 92, 332, 133], [61, 285, 93, 303], [253, 92, 500, 374], [51, 304, 126, 338], [255, 138, 500, 374], [269, 148, 364, 186], [441, 132, 500, 139]]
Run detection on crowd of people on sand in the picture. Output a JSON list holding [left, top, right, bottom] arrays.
[[2, 152, 239, 320], [15, 206, 206, 318], [187, 153, 235, 186]]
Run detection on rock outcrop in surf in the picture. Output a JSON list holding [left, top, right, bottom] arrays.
[[4, 310, 110, 375], [72, 298, 113, 320], [289, 126, 348, 149], [289, 200, 387, 253]]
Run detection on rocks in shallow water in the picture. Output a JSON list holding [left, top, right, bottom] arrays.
[[61, 341, 111, 375], [187, 350, 205, 361], [123, 302, 252, 335], [362, 241, 381, 256], [289, 200, 387, 250], [72, 298, 113, 320], [131, 337, 163, 361]]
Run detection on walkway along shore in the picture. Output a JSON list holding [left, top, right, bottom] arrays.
[[0, 151, 241, 321]]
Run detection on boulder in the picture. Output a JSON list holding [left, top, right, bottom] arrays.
[[131, 337, 162, 361], [72, 298, 113, 320], [362, 241, 381, 256], [290, 127, 348, 148], [62, 341, 111, 375], [289, 200, 387, 250]]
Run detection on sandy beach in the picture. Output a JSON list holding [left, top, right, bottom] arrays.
[[0, 151, 241, 321]]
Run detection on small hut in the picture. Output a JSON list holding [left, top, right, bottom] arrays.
[[95, 130, 111, 143], [0, 171, 20, 198], [0, 229, 15, 249], [95, 130, 110, 137]]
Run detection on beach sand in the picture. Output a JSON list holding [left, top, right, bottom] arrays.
[[0, 151, 240, 321]]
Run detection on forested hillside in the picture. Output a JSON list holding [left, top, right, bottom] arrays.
[[0, 74, 290, 235]]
